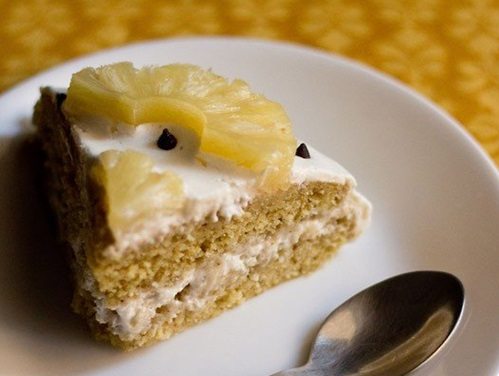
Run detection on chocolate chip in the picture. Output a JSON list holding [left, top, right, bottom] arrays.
[[296, 143, 311, 159], [157, 128, 177, 150], [55, 93, 67, 109]]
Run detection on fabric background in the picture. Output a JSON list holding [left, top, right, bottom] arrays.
[[1, 0, 498, 167]]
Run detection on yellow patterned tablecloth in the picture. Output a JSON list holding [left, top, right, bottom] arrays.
[[1, 0, 498, 167]]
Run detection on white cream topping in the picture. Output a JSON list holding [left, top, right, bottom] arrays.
[[74, 121, 354, 197], [291, 146, 353, 186], [74, 121, 358, 255], [94, 195, 367, 340], [74, 121, 258, 199]]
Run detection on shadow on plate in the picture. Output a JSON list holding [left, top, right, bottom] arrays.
[[0, 129, 137, 374]]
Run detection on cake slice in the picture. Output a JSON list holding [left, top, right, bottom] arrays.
[[33, 63, 371, 350]]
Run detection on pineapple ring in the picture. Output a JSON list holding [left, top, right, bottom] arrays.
[[65, 63, 296, 190], [66, 64, 205, 138]]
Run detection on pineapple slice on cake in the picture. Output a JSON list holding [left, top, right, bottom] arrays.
[[91, 150, 184, 232], [65, 63, 205, 139], [65, 63, 296, 190]]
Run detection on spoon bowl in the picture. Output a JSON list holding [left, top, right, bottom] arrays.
[[273, 271, 465, 376]]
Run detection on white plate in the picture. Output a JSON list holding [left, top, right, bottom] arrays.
[[0, 37, 498, 376]]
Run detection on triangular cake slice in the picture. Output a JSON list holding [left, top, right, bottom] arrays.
[[33, 63, 371, 350]]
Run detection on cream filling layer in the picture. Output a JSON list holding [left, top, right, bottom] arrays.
[[93, 192, 369, 341]]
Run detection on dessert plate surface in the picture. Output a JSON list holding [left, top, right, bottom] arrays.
[[0, 37, 498, 376]]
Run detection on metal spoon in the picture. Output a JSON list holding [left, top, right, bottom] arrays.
[[272, 271, 465, 376]]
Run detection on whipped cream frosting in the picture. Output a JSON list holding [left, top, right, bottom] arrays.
[[72, 120, 359, 255], [74, 120, 355, 197]]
